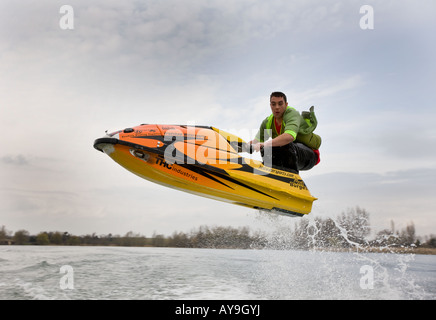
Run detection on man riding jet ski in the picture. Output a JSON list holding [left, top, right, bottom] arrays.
[[93, 92, 321, 217], [249, 91, 321, 173]]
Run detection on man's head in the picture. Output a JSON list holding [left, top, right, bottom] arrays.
[[270, 91, 287, 104], [270, 91, 288, 119]]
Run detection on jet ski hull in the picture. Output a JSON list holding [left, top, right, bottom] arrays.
[[94, 124, 317, 216]]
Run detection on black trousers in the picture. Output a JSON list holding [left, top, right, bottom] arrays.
[[262, 142, 318, 173]]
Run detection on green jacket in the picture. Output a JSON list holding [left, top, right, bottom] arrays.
[[255, 106, 321, 150]]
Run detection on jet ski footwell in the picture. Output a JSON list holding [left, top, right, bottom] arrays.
[[94, 124, 317, 217]]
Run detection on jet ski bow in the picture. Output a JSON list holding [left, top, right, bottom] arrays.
[[93, 124, 317, 217]]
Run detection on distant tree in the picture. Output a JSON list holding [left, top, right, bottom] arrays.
[[151, 232, 166, 247], [320, 217, 343, 247], [375, 229, 398, 247], [0, 225, 10, 243], [36, 232, 50, 245], [50, 231, 63, 245], [189, 225, 211, 248], [62, 232, 70, 244], [291, 218, 311, 249], [427, 237, 436, 248], [337, 206, 371, 246], [400, 222, 416, 246], [68, 235, 82, 246], [13, 229, 30, 245], [168, 231, 190, 247], [121, 231, 147, 246]]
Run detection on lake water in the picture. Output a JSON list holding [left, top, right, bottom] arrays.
[[1, 246, 435, 301]]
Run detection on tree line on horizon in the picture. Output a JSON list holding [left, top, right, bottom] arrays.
[[1, 207, 435, 250]]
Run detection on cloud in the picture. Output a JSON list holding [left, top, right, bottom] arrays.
[[0, 155, 29, 166]]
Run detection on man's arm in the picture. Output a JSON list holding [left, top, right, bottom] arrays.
[[252, 133, 294, 152], [267, 133, 294, 147]]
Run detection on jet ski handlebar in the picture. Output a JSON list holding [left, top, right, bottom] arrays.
[[230, 141, 254, 154]]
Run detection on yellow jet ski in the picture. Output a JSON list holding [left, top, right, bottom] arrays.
[[93, 124, 317, 217]]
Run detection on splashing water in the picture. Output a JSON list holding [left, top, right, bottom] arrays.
[[251, 210, 435, 299]]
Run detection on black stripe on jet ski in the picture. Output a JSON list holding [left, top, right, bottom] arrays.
[[184, 140, 240, 155], [255, 207, 305, 217], [181, 164, 279, 201], [232, 163, 297, 183], [184, 165, 234, 190], [133, 135, 195, 142], [93, 137, 168, 157]]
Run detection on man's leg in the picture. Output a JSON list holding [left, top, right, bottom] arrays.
[[262, 144, 298, 172], [293, 142, 318, 171], [262, 143, 317, 172]]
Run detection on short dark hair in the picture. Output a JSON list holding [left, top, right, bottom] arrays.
[[270, 91, 287, 103]]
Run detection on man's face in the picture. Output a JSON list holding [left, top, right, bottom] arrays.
[[270, 96, 287, 119]]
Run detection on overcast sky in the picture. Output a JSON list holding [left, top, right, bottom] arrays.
[[1, 0, 435, 238]]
